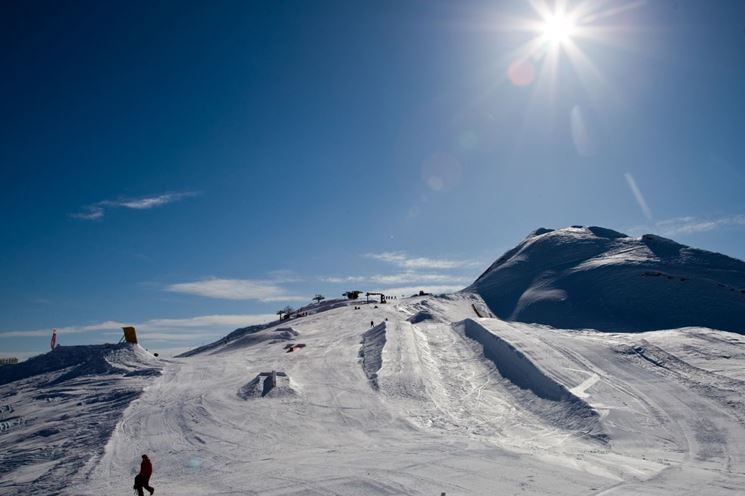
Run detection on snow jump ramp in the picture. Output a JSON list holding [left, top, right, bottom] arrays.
[[459, 318, 603, 437]]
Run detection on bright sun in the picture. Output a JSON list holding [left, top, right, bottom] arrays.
[[542, 14, 575, 44]]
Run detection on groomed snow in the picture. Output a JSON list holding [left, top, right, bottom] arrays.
[[0, 294, 730, 495], [3, 227, 745, 494]]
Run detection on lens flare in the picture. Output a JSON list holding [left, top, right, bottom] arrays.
[[507, 59, 536, 87], [421, 153, 462, 192]]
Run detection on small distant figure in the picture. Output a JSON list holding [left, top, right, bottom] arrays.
[[133, 454, 154, 496], [370, 320, 374, 327]]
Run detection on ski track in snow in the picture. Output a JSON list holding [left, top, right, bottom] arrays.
[[3, 295, 745, 495]]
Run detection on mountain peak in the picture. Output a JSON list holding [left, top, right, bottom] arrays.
[[468, 226, 745, 332]]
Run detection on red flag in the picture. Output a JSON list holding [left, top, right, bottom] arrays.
[[51, 329, 57, 350]]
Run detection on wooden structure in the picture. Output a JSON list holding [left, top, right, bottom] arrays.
[[122, 326, 138, 344]]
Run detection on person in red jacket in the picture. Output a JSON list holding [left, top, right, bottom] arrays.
[[133, 454, 154, 496]]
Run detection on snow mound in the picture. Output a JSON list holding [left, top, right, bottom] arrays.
[[406, 299, 447, 323], [238, 372, 296, 399], [0, 343, 159, 386], [468, 226, 745, 332], [408, 310, 437, 323], [272, 326, 300, 339]]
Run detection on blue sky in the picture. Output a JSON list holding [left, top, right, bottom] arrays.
[[2, 0, 744, 359]]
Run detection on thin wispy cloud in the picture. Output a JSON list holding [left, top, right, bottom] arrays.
[[0, 313, 276, 340], [143, 315, 276, 328], [324, 253, 478, 293], [322, 272, 471, 286], [71, 191, 199, 221], [71, 206, 106, 220], [166, 278, 306, 302], [624, 173, 653, 221], [322, 276, 367, 284], [372, 272, 471, 285], [265, 270, 304, 283], [629, 214, 745, 238], [370, 285, 466, 297], [364, 251, 477, 270]]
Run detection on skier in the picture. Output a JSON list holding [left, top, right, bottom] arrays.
[[370, 320, 374, 327], [133, 454, 154, 496]]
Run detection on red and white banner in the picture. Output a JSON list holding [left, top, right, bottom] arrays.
[[51, 329, 57, 350]]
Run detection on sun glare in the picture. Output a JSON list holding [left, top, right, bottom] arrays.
[[504, 0, 645, 116], [542, 14, 575, 44]]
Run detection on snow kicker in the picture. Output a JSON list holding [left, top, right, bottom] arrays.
[[359, 323, 386, 389], [460, 318, 603, 438]]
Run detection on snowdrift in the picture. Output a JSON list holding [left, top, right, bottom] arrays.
[[467, 226, 745, 332]]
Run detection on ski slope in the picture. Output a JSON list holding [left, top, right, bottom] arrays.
[[41, 294, 745, 495]]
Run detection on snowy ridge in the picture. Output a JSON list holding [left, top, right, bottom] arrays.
[[176, 322, 274, 357], [468, 226, 745, 332], [0, 343, 159, 386], [178, 298, 348, 357]]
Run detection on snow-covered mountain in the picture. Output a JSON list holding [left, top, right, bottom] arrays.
[[3, 228, 745, 495], [468, 226, 745, 332]]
